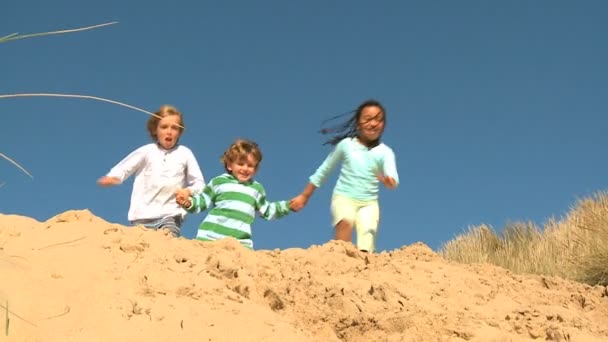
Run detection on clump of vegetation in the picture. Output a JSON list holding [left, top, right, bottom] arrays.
[[440, 191, 608, 285]]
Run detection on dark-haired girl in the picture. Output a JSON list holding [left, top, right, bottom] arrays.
[[290, 100, 399, 253]]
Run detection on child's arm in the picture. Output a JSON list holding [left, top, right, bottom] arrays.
[[184, 149, 205, 195], [256, 185, 291, 220], [308, 142, 345, 189], [378, 148, 399, 190], [98, 146, 147, 187], [289, 183, 316, 211], [290, 141, 345, 211], [175, 188, 192, 204], [176, 190, 193, 208]]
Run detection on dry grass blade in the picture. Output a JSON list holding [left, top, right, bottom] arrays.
[[0, 153, 33, 179], [0, 93, 182, 128], [4, 300, 7, 336], [0, 302, 36, 327], [37, 236, 86, 251], [0, 33, 18, 41], [0, 22, 118, 44]]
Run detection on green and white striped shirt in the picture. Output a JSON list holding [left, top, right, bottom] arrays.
[[186, 173, 291, 249]]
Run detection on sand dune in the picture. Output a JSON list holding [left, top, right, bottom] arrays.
[[1, 209, 607, 341]]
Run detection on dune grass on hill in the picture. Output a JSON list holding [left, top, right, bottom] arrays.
[[440, 191, 608, 286]]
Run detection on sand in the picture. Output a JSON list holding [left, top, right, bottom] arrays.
[[1, 209, 607, 341]]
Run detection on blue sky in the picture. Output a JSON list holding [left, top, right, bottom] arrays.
[[2, 1, 607, 251]]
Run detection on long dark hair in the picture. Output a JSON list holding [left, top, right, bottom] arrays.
[[320, 99, 386, 146]]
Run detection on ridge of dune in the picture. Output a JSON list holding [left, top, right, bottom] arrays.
[[1, 209, 607, 342]]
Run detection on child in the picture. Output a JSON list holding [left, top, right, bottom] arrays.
[[289, 99, 399, 253], [175, 139, 291, 249], [98, 105, 205, 237]]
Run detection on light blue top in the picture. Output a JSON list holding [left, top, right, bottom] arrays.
[[309, 137, 399, 201]]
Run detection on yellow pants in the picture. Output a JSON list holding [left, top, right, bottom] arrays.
[[330, 194, 380, 252]]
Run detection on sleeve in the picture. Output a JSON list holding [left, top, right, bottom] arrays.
[[256, 184, 291, 220], [382, 147, 399, 186], [106, 145, 148, 183], [187, 180, 216, 214], [308, 139, 346, 187], [184, 149, 205, 195]]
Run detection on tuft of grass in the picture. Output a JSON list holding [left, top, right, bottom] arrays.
[[439, 224, 499, 264], [440, 222, 561, 276], [0, 22, 117, 44], [440, 191, 608, 285]]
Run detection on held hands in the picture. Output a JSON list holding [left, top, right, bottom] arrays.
[[289, 194, 309, 212], [175, 188, 192, 208], [377, 174, 397, 189], [97, 176, 120, 187], [289, 183, 316, 212]]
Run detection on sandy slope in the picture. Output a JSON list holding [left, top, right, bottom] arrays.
[[1, 209, 607, 342]]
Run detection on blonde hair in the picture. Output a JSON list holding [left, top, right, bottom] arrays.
[[146, 105, 184, 141], [221, 139, 263, 172]]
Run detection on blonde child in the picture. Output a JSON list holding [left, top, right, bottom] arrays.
[[290, 99, 399, 253], [176, 139, 291, 249], [98, 105, 205, 237]]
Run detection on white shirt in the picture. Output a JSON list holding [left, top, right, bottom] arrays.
[[107, 143, 205, 221]]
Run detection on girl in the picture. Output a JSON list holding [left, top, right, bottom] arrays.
[[98, 105, 205, 237], [289, 99, 399, 253], [175, 139, 291, 249]]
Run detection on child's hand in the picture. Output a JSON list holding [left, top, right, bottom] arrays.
[[97, 176, 120, 187], [289, 194, 309, 212], [176, 196, 192, 208], [377, 174, 397, 189], [175, 188, 192, 208], [177, 198, 192, 208], [175, 188, 191, 201]]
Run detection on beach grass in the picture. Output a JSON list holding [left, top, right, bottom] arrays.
[[1, 20, 182, 182], [440, 191, 608, 286], [1, 22, 119, 181]]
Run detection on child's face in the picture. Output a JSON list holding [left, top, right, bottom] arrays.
[[156, 115, 182, 149], [227, 154, 258, 183], [357, 105, 385, 143]]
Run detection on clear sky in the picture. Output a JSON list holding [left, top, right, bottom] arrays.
[[2, 1, 607, 251]]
